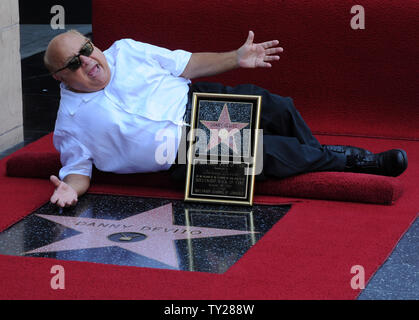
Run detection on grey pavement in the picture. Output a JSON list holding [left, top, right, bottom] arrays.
[[20, 24, 92, 59]]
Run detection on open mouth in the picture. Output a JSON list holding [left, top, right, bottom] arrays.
[[88, 64, 100, 77]]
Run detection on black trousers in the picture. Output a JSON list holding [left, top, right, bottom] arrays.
[[170, 82, 346, 181]]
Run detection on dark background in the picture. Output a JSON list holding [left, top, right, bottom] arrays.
[[16, 0, 93, 153], [19, 0, 92, 24]]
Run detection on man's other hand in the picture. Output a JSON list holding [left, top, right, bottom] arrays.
[[237, 30, 283, 68], [50, 175, 78, 208]]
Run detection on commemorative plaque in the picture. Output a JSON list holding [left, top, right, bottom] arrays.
[[185, 93, 262, 206]]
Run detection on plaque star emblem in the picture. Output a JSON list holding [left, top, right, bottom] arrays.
[[25, 203, 255, 269], [200, 104, 249, 153]]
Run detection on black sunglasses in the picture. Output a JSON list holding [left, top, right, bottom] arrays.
[[52, 40, 94, 74]]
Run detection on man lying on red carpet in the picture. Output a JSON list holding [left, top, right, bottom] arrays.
[[43, 30, 408, 208]]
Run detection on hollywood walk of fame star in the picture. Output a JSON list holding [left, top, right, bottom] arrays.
[[200, 104, 249, 154], [25, 203, 256, 269]]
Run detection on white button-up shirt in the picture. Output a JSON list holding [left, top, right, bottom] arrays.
[[53, 39, 192, 180]]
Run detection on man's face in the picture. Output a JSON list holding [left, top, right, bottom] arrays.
[[50, 33, 111, 93]]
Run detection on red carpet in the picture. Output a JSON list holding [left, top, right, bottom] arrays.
[[94, 0, 419, 140], [0, 134, 417, 299]]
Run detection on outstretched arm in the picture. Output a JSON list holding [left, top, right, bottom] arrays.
[[180, 31, 283, 79], [50, 174, 90, 208]]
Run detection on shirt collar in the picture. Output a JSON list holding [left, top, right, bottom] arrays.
[[59, 83, 103, 116]]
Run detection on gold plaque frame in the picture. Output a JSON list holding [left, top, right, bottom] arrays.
[[184, 92, 262, 206]]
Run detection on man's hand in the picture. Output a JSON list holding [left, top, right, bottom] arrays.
[[237, 31, 283, 68], [50, 175, 78, 208], [180, 31, 283, 79]]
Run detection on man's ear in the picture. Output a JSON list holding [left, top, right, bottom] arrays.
[[52, 74, 61, 81]]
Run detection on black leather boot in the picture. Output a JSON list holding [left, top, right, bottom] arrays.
[[344, 149, 408, 177], [322, 145, 373, 157]]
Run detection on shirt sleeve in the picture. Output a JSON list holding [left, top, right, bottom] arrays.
[[123, 39, 192, 77], [53, 131, 93, 180]]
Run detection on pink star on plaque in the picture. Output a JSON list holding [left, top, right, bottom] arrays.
[[200, 104, 249, 153], [25, 203, 255, 269]]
